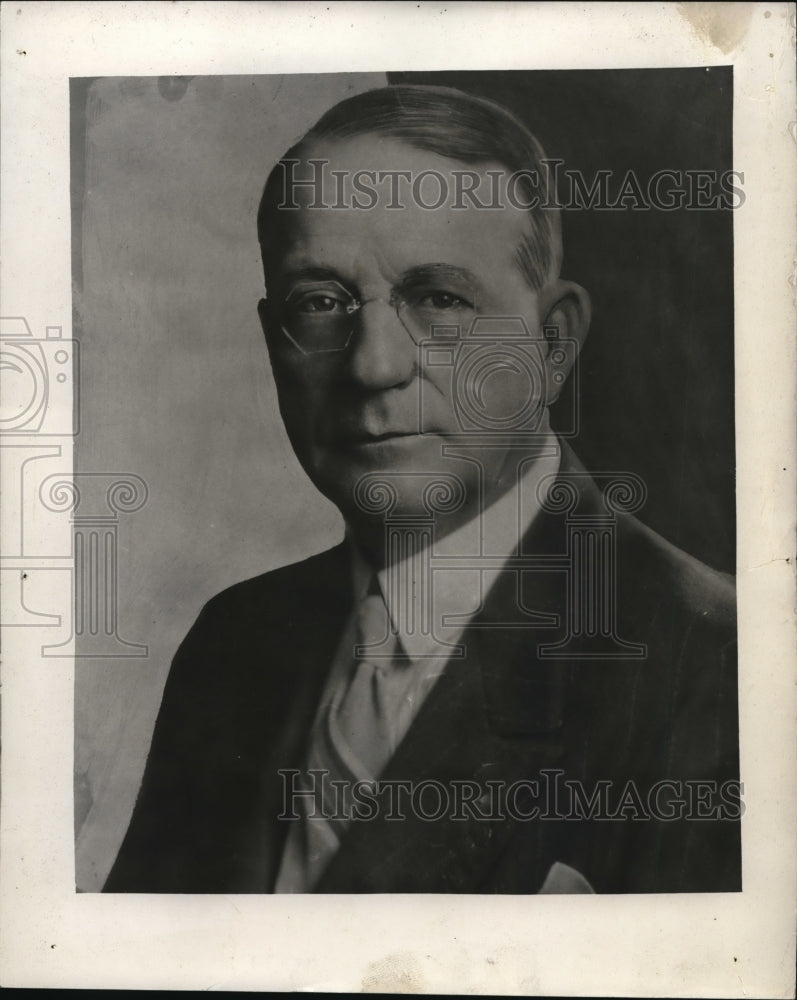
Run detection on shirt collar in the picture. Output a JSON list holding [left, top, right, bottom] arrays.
[[348, 432, 562, 662]]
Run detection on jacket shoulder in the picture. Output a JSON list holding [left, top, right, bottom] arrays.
[[619, 513, 735, 630], [195, 541, 350, 626]]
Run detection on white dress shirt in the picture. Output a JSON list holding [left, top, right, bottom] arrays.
[[274, 435, 561, 890]]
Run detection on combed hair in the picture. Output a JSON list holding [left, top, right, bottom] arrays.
[[257, 84, 562, 290]]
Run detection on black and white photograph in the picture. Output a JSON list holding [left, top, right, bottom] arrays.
[[82, 68, 741, 896], [1, 3, 795, 995]]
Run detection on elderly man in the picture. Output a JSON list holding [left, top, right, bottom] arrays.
[[105, 85, 740, 894]]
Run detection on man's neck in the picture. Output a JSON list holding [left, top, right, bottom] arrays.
[[346, 431, 562, 571]]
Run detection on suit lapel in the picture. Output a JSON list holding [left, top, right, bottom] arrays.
[[316, 674, 569, 893], [245, 542, 355, 891], [317, 472, 582, 893]]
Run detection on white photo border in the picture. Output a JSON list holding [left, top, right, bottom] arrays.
[[1, 2, 795, 995]]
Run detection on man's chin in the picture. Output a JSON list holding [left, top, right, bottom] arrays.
[[313, 433, 472, 514], [330, 432, 452, 470]]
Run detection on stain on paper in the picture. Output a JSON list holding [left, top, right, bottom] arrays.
[[677, 2, 754, 53], [362, 952, 425, 993]]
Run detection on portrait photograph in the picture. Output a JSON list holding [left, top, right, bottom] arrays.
[[73, 66, 741, 897], [1, 3, 794, 995]]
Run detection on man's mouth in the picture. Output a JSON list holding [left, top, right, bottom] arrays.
[[343, 429, 420, 445]]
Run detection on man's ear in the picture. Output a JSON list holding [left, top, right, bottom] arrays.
[[539, 279, 591, 405], [257, 297, 270, 342], [258, 296, 286, 359]]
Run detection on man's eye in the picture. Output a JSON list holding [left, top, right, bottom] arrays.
[[419, 291, 472, 311], [294, 294, 348, 315]]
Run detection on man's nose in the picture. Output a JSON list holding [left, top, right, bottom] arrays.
[[345, 300, 416, 389]]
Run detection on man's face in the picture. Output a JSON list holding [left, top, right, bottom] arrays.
[[260, 135, 566, 534]]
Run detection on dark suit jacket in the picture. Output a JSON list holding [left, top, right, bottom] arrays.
[[104, 448, 740, 893]]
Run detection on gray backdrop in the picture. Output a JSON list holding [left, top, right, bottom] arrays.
[[73, 74, 384, 891]]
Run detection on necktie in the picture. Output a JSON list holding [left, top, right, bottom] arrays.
[[274, 578, 401, 891], [326, 581, 399, 781]]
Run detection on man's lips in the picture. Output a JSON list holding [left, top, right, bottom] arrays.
[[323, 416, 446, 447], [339, 429, 421, 445]]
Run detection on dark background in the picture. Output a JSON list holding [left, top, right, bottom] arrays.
[[391, 69, 735, 573]]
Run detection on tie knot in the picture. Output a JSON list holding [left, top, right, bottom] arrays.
[[356, 584, 391, 651]]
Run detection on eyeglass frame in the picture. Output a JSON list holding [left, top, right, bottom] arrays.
[[269, 279, 475, 356]]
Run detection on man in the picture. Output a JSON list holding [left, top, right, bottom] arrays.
[[105, 85, 740, 894]]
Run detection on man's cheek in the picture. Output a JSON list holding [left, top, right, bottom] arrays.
[[481, 366, 541, 417], [273, 362, 327, 413], [273, 383, 318, 453], [418, 368, 457, 432]]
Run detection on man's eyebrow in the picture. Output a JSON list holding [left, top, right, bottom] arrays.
[[395, 264, 484, 292], [278, 264, 347, 285], [274, 262, 485, 297]]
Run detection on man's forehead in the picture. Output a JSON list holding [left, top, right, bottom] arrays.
[[274, 210, 532, 292], [271, 134, 535, 281], [299, 133, 494, 171], [287, 134, 527, 206]]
